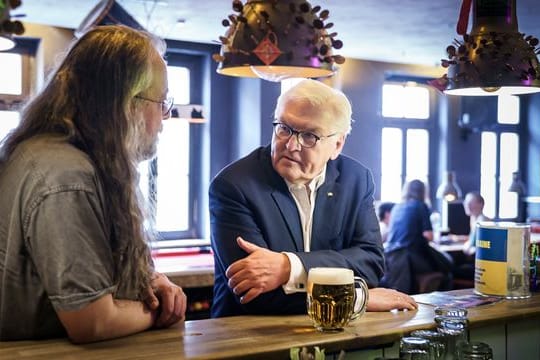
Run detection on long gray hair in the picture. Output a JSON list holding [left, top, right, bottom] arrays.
[[0, 25, 166, 298]]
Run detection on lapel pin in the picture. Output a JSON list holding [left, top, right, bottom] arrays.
[[327, 192, 333, 197]]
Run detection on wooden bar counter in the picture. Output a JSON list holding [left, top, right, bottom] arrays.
[[1, 289, 539, 359]]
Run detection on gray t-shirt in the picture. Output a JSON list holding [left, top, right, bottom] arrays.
[[0, 136, 126, 340]]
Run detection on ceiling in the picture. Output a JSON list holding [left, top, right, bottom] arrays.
[[12, 0, 540, 66]]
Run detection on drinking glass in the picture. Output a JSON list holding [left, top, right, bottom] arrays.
[[456, 341, 493, 360], [434, 306, 468, 360], [410, 329, 446, 359], [306, 267, 368, 332], [399, 336, 430, 360]]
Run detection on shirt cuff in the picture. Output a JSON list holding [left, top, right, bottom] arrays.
[[281, 252, 307, 294]]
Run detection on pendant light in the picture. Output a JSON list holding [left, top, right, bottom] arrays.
[[213, 0, 345, 82], [436, 171, 462, 202], [508, 171, 526, 195], [431, 0, 540, 96], [75, 0, 144, 38], [0, 0, 25, 51]]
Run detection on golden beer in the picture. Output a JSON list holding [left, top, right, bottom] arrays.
[[307, 268, 368, 332]]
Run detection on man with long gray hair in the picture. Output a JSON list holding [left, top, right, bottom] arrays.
[[0, 25, 186, 343]]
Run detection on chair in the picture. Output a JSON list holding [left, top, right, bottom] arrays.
[[415, 272, 445, 293]]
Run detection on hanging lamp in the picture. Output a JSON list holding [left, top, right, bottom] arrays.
[[508, 171, 526, 195], [431, 0, 540, 96], [436, 171, 463, 202], [0, 0, 25, 51], [213, 0, 345, 82], [75, 0, 145, 38]]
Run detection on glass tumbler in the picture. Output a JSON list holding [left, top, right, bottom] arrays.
[[456, 341, 493, 360], [434, 306, 468, 360], [410, 329, 447, 359], [399, 336, 431, 360]]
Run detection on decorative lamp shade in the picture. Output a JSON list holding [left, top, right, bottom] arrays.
[[213, 0, 345, 82], [75, 0, 145, 38], [0, 33, 14, 52], [0, 0, 25, 51], [431, 0, 540, 96], [436, 171, 462, 202]]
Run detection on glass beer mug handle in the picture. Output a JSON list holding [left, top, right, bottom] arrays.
[[351, 276, 369, 320]]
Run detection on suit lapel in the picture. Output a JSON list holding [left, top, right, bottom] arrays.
[[311, 163, 341, 250], [261, 147, 304, 252], [271, 190, 304, 252]]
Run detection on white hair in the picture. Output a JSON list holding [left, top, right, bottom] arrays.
[[275, 79, 352, 134]]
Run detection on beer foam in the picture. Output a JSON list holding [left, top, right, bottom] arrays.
[[308, 267, 354, 285]]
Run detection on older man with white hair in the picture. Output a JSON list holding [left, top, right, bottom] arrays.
[[210, 79, 417, 317]]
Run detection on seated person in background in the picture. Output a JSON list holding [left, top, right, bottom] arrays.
[[382, 180, 453, 294], [210, 79, 417, 318], [462, 191, 490, 255], [453, 191, 491, 281], [0, 26, 186, 343], [377, 201, 395, 243]]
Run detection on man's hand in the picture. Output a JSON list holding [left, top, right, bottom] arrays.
[[366, 287, 418, 312], [144, 272, 187, 328], [225, 237, 291, 304]]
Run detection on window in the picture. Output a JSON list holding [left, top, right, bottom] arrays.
[[0, 41, 39, 142], [138, 52, 206, 242], [382, 83, 429, 119], [139, 65, 191, 233], [0, 53, 22, 95], [0, 53, 22, 140], [381, 128, 402, 202], [0, 110, 20, 141], [480, 95, 520, 220], [380, 82, 432, 202]]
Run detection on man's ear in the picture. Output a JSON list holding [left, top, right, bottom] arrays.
[[329, 134, 346, 160]]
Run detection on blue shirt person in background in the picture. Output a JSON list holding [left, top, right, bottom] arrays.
[[382, 179, 453, 294]]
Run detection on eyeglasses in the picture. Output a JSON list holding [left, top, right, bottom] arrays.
[[135, 95, 174, 117], [272, 122, 337, 148]]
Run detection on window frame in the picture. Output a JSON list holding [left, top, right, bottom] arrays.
[[146, 51, 207, 242], [481, 124, 522, 220], [0, 38, 40, 111], [379, 80, 437, 202]]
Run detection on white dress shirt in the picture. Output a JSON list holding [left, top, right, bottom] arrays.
[[282, 167, 326, 294]]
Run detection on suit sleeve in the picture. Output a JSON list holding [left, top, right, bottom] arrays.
[[209, 174, 306, 315]]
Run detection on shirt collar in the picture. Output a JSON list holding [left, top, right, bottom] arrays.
[[284, 164, 327, 192]]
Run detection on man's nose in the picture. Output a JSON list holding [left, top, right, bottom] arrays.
[[286, 133, 302, 151]]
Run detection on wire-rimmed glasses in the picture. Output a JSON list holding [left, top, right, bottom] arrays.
[[135, 95, 174, 117], [272, 122, 336, 148]]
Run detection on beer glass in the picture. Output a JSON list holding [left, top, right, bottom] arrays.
[[306, 267, 368, 332]]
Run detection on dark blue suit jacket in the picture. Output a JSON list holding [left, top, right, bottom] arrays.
[[209, 146, 384, 317]]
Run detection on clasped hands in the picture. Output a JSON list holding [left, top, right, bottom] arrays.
[[144, 272, 187, 328], [226, 237, 418, 311]]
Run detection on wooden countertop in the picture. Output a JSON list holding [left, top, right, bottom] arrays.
[[1, 290, 539, 360]]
